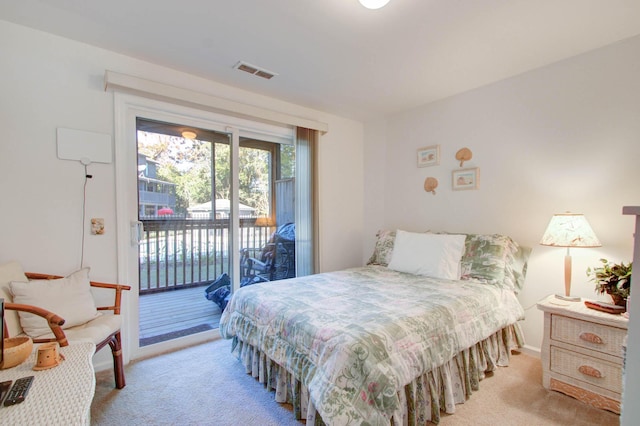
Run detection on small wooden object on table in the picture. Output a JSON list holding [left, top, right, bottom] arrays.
[[537, 295, 628, 414], [583, 300, 626, 315]]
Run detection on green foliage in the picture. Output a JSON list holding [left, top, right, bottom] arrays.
[[239, 146, 270, 215], [138, 132, 288, 217], [213, 143, 230, 200], [280, 144, 295, 179], [586, 258, 632, 299]]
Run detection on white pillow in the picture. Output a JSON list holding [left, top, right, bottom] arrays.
[[0, 261, 28, 337], [387, 230, 466, 280], [10, 268, 101, 338]]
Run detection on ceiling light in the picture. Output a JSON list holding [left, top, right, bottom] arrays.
[[359, 0, 390, 9], [182, 131, 197, 140]]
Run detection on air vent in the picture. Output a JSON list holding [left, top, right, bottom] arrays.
[[233, 61, 277, 80]]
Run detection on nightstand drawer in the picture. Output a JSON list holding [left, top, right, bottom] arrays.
[[551, 314, 626, 357], [551, 346, 622, 394]]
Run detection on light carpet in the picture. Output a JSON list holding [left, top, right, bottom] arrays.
[[91, 338, 619, 425]]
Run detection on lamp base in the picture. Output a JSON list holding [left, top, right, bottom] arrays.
[[554, 294, 581, 302]]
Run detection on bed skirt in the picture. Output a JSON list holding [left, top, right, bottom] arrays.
[[231, 323, 524, 425]]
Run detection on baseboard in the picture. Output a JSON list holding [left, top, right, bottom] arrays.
[[518, 344, 541, 358]]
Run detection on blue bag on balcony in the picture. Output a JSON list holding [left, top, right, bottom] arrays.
[[205, 273, 231, 311], [209, 286, 231, 311], [204, 273, 230, 296], [206, 272, 268, 311]]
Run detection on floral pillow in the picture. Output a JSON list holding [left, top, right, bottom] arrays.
[[506, 243, 531, 293], [367, 230, 396, 266], [460, 233, 530, 292], [366, 229, 530, 292]]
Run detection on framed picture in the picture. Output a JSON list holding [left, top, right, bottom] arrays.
[[417, 145, 440, 167], [452, 168, 479, 190]]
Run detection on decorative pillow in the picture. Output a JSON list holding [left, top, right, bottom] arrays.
[[459, 233, 530, 292], [10, 268, 101, 338], [505, 244, 532, 293], [0, 261, 28, 338], [367, 230, 397, 266], [387, 230, 466, 280]]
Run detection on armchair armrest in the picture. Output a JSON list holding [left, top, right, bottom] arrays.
[[4, 302, 68, 346], [89, 281, 131, 315]]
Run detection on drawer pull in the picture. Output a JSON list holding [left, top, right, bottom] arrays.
[[579, 332, 603, 344], [578, 365, 603, 378]]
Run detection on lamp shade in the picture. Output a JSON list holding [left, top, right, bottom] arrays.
[[540, 213, 601, 248]]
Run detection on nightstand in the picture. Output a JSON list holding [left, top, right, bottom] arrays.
[[537, 295, 628, 413]]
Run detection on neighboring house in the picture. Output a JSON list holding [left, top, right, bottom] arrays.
[[187, 200, 256, 219], [137, 154, 177, 218]]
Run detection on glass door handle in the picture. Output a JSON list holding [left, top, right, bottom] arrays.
[[131, 221, 143, 246]]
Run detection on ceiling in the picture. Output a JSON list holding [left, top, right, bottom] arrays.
[[2, 0, 640, 121]]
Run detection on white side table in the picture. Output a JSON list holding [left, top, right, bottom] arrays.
[[537, 295, 628, 413], [0, 341, 96, 425]]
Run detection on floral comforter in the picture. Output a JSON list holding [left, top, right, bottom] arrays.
[[219, 265, 524, 426]]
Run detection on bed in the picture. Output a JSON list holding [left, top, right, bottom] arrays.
[[219, 230, 531, 425]]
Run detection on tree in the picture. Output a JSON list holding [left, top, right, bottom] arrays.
[[138, 131, 282, 218], [139, 133, 213, 215]]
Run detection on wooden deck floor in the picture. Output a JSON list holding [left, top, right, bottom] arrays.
[[138, 285, 222, 346]]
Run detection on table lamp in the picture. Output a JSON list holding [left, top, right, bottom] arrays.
[[540, 212, 601, 301]]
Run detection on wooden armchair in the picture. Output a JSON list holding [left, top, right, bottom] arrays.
[[3, 272, 131, 389]]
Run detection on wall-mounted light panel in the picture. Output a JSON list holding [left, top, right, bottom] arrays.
[[57, 128, 112, 164]]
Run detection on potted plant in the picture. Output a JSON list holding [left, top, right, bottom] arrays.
[[586, 258, 632, 307]]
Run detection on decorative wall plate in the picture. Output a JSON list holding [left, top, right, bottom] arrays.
[[424, 177, 438, 195], [455, 147, 472, 167]]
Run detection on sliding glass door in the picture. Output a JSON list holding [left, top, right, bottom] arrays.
[[114, 95, 306, 359], [135, 118, 233, 346], [135, 118, 302, 347]]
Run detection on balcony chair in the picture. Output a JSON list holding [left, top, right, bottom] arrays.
[[0, 262, 130, 389], [240, 222, 296, 284]]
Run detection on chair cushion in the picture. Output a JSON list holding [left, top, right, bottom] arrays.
[[0, 261, 28, 337], [10, 268, 100, 338], [41, 314, 122, 345], [17, 315, 121, 346]]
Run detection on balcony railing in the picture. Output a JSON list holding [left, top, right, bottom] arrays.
[[138, 218, 272, 294]]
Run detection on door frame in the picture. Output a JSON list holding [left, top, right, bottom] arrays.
[[114, 93, 294, 361]]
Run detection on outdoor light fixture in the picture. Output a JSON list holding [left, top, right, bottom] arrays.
[[254, 216, 275, 227], [181, 131, 197, 140], [540, 212, 601, 302], [359, 0, 390, 10]]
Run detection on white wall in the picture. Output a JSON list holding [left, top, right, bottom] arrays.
[[364, 35, 640, 353], [0, 20, 364, 365], [0, 19, 364, 275]]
